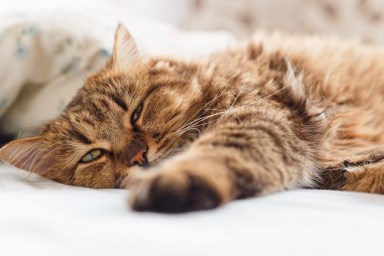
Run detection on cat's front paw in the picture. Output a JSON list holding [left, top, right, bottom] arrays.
[[128, 170, 222, 213]]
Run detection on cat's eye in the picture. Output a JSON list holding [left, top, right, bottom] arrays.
[[131, 103, 143, 124], [80, 149, 103, 163]]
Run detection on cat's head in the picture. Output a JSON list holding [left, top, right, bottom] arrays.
[[0, 24, 206, 188]]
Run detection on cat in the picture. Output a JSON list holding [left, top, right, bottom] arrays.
[[1, 24, 384, 213]]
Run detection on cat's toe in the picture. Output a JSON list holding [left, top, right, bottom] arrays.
[[129, 173, 221, 213]]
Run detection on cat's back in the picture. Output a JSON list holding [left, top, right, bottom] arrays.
[[199, 32, 384, 113], [249, 32, 384, 104]]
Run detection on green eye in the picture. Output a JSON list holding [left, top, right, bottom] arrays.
[[131, 103, 143, 124], [80, 149, 103, 163]]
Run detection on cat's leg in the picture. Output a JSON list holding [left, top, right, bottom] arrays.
[[128, 107, 319, 213], [344, 163, 384, 193], [319, 151, 384, 193]]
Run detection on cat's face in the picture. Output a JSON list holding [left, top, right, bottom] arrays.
[[0, 25, 205, 188]]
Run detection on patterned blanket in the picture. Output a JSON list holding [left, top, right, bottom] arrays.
[[0, 14, 111, 137]]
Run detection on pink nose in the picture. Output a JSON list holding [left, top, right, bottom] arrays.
[[129, 148, 147, 167]]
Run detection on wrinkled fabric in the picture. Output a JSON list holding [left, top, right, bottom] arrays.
[[0, 15, 110, 135]]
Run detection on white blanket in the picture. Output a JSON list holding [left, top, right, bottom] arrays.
[[1, 165, 384, 256]]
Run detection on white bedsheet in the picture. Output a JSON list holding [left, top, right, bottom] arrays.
[[1, 164, 383, 256]]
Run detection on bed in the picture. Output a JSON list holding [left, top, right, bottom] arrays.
[[1, 165, 384, 256], [1, 2, 384, 256]]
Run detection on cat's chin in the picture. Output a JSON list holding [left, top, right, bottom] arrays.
[[119, 165, 150, 189]]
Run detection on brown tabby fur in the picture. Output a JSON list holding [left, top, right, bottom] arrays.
[[2, 25, 384, 212]]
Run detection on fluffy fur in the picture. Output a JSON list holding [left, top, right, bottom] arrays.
[[2, 25, 384, 212]]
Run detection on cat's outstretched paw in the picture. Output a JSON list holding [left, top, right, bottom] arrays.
[[128, 171, 222, 213]]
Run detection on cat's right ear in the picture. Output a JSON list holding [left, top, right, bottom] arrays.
[[0, 136, 54, 175], [111, 23, 141, 72]]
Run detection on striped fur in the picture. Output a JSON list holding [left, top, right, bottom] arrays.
[[2, 26, 384, 212]]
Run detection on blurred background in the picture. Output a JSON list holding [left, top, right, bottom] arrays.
[[3, 0, 384, 42], [115, 0, 384, 42], [1, 0, 384, 141]]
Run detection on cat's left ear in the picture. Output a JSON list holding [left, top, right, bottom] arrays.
[[111, 23, 141, 72], [0, 136, 54, 175]]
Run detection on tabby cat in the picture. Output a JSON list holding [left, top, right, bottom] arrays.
[[2, 24, 384, 213]]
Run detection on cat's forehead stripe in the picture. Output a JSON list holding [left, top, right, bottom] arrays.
[[87, 100, 107, 123], [67, 129, 93, 145], [109, 93, 128, 111]]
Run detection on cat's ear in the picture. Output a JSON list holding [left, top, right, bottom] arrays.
[[0, 136, 54, 175], [111, 23, 140, 72]]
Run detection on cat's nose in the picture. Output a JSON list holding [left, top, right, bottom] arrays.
[[127, 139, 148, 167], [129, 148, 147, 167]]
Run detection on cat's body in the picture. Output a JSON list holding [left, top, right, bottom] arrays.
[[2, 25, 384, 212]]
